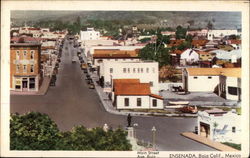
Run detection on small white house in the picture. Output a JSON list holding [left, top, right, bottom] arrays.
[[198, 109, 241, 144], [80, 28, 100, 41], [180, 49, 199, 65], [113, 79, 163, 110], [100, 61, 159, 94]]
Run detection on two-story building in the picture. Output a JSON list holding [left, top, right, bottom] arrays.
[[99, 61, 159, 94], [10, 43, 42, 92]]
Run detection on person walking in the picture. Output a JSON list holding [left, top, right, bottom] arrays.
[[127, 113, 132, 127]]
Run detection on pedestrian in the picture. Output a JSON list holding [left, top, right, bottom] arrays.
[[127, 113, 132, 127]]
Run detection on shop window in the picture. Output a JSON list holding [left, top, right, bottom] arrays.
[[124, 98, 129, 107], [153, 99, 157, 107], [228, 86, 238, 95], [29, 78, 35, 89], [137, 98, 141, 107], [15, 85, 21, 89]]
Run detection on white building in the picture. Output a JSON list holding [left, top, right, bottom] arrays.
[[80, 28, 100, 41], [112, 79, 163, 110], [180, 49, 199, 65], [100, 61, 159, 94], [207, 30, 238, 40], [183, 68, 241, 101], [198, 109, 241, 144]]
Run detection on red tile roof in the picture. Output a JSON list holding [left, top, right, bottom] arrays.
[[114, 83, 151, 95], [150, 94, 163, 100], [191, 40, 208, 46], [168, 40, 184, 47]]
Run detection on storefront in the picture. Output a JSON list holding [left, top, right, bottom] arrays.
[[13, 76, 38, 91]]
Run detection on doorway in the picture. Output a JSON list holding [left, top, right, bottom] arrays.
[[22, 78, 28, 91]]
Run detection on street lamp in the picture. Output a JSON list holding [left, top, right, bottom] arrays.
[[152, 126, 156, 150], [133, 123, 138, 139]]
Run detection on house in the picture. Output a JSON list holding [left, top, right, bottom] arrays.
[[99, 61, 159, 94], [112, 79, 163, 110], [182, 68, 241, 101], [197, 109, 241, 144], [191, 40, 208, 49], [207, 30, 238, 40], [186, 29, 208, 37], [10, 43, 42, 92], [205, 40, 219, 48], [80, 28, 100, 41], [180, 49, 199, 66], [197, 51, 215, 61]]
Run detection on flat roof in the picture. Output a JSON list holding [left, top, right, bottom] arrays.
[[186, 68, 241, 78]]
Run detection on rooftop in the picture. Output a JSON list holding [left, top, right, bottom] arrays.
[[186, 68, 241, 78], [114, 83, 151, 96]]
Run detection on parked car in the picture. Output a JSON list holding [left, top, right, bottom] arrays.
[[179, 106, 198, 114], [81, 63, 87, 70], [89, 83, 95, 89], [83, 69, 88, 73]]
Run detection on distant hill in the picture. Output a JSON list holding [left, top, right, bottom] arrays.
[[11, 11, 241, 30]]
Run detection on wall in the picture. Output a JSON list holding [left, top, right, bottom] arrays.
[[117, 95, 150, 109], [187, 75, 219, 92]]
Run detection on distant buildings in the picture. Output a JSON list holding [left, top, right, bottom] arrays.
[[80, 28, 100, 41], [207, 29, 238, 40], [10, 43, 42, 92]]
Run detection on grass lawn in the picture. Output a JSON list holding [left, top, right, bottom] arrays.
[[222, 142, 241, 150]]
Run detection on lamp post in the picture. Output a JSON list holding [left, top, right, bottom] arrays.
[[133, 123, 138, 139], [152, 126, 156, 150]]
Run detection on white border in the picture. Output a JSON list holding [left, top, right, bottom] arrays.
[[1, 0, 249, 157]]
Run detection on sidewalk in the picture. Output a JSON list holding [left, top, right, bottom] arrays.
[[181, 132, 239, 151], [10, 76, 52, 96]]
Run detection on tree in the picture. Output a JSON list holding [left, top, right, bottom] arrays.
[[159, 65, 179, 82], [175, 25, 187, 39], [207, 20, 214, 30], [10, 112, 60, 150]]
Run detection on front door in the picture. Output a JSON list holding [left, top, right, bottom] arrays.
[[22, 79, 28, 91]]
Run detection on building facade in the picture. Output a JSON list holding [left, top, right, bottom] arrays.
[[198, 109, 241, 144], [10, 43, 42, 91], [207, 30, 238, 40], [100, 61, 159, 94]]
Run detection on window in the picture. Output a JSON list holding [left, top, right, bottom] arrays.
[[124, 98, 129, 107], [201, 55, 205, 57], [153, 99, 157, 107], [30, 65, 34, 72], [133, 68, 136, 73], [193, 76, 198, 79], [137, 68, 140, 73], [152, 68, 155, 73], [146, 68, 149, 73], [232, 127, 236, 133], [23, 50, 27, 59], [208, 76, 212, 79], [110, 68, 113, 73], [16, 51, 20, 59], [149, 81, 153, 87], [29, 78, 35, 89], [123, 59, 126, 61], [16, 65, 20, 73], [128, 68, 130, 73], [137, 98, 141, 107], [23, 65, 27, 73], [228, 87, 238, 95], [141, 68, 143, 73], [30, 50, 34, 59], [123, 68, 126, 73], [115, 59, 118, 61]]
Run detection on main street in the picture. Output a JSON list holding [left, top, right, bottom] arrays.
[[10, 39, 215, 151]]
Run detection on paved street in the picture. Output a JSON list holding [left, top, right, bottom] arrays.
[[10, 39, 215, 151]]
